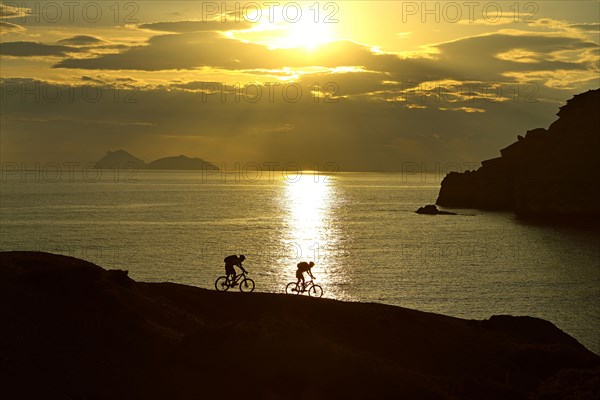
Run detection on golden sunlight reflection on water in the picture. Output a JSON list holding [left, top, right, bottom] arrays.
[[276, 173, 347, 297]]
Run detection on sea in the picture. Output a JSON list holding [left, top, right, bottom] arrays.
[[1, 169, 599, 354]]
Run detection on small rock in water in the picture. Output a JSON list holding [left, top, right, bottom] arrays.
[[416, 204, 457, 215]]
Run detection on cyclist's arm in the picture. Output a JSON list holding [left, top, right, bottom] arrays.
[[237, 262, 247, 274]]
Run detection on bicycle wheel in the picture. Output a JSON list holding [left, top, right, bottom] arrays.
[[215, 276, 230, 291], [239, 278, 255, 293], [308, 285, 323, 298], [286, 282, 300, 294]]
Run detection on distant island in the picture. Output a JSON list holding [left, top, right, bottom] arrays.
[[94, 149, 219, 171], [2, 251, 599, 399], [437, 89, 600, 225]]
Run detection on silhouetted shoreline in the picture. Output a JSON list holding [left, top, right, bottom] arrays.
[[2, 251, 599, 399]]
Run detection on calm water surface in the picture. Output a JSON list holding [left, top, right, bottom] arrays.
[[1, 170, 598, 353]]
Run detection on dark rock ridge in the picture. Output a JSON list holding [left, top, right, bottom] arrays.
[[416, 204, 457, 215], [436, 89, 600, 223], [1, 251, 598, 400], [94, 150, 218, 170]]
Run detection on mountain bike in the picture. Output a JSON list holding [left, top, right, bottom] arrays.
[[285, 279, 323, 297], [215, 271, 255, 292]]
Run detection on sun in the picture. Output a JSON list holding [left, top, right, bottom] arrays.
[[228, 6, 340, 53], [244, 15, 337, 51], [280, 19, 336, 51]]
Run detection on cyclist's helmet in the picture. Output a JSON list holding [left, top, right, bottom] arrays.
[[240, 255, 246, 261], [309, 261, 314, 267]]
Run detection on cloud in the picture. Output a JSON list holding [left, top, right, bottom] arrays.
[[139, 20, 253, 33], [0, 20, 24, 34], [0, 3, 30, 18], [503, 69, 600, 89], [0, 41, 83, 57], [457, 16, 527, 26], [52, 32, 378, 71], [51, 28, 597, 93], [439, 106, 486, 113], [53, 31, 262, 70], [80, 75, 140, 86], [58, 35, 106, 46], [527, 18, 600, 35], [320, 33, 598, 90], [568, 23, 600, 32], [296, 70, 392, 97], [399, 33, 598, 83]]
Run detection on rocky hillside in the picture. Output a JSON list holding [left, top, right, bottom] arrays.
[[1, 251, 598, 399], [437, 89, 600, 223]]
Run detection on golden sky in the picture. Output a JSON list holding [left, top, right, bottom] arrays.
[[1, 1, 599, 170]]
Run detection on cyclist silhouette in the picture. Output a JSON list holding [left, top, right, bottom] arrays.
[[223, 254, 247, 286], [296, 261, 315, 290]]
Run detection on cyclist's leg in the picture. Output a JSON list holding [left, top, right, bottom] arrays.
[[225, 265, 234, 285], [295, 269, 304, 291]]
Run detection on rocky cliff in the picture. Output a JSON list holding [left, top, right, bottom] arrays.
[[436, 89, 600, 223]]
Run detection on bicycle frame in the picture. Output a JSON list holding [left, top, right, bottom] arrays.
[[296, 279, 315, 292], [226, 271, 247, 285]]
